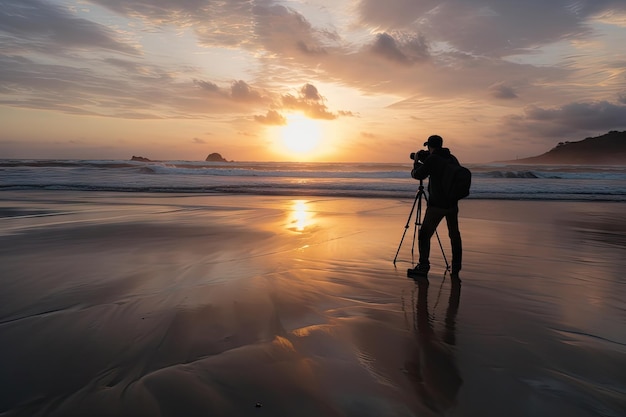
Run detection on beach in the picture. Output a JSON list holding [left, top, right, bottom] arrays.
[[0, 191, 625, 417]]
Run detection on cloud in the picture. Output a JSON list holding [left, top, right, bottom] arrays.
[[1, 0, 625, 164], [296, 41, 328, 55], [252, 83, 353, 124], [370, 33, 407, 64], [193, 79, 269, 107], [0, 0, 139, 55], [369, 32, 430, 66], [1, 41, 354, 123], [0, 12, 571, 132], [280, 84, 339, 120], [357, 0, 626, 57], [1, 0, 573, 113], [254, 110, 287, 125], [300, 83, 322, 101], [525, 101, 626, 130], [0, 55, 129, 115], [88, 0, 207, 23], [88, 0, 259, 49], [500, 100, 626, 141], [489, 83, 519, 99], [0, 53, 267, 118], [193, 79, 220, 93], [593, 9, 626, 26], [192, 137, 207, 144], [230, 80, 264, 102], [356, 0, 433, 29], [93, 0, 335, 53]]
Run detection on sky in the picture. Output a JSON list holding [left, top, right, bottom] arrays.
[[1, 0, 626, 163]]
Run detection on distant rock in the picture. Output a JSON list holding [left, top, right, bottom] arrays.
[[206, 152, 229, 162], [131, 153, 232, 162], [131, 156, 152, 162], [505, 131, 626, 165]]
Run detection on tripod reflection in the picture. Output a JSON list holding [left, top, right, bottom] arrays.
[[404, 278, 463, 412]]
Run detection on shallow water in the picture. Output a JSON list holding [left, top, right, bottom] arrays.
[[0, 191, 624, 416]]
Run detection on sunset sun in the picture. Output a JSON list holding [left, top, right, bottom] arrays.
[[280, 114, 322, 155]]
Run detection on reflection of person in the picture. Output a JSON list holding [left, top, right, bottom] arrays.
[[443, 280, 461, 346], [405, 279, 463, 412], [408, 135, 463, 280]]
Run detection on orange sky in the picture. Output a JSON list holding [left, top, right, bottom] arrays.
[[1, 0, 626, 163]]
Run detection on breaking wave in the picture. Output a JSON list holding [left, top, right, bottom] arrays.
[[1, 159, 625, 201]]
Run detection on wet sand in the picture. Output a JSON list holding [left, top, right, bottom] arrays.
[[0, 191, 625, 417]]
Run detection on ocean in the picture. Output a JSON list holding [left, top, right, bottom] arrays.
[[1, 159, 625, 201]]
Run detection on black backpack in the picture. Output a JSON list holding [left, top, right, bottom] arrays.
[[442, 161, 471, 202]]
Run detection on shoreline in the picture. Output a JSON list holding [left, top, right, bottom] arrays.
[[1, 191, 624, 416]]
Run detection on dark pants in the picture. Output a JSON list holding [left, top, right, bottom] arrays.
[[418, 205, 462, 273]]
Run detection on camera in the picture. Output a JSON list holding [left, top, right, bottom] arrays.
[[410, 150, 430, 163]]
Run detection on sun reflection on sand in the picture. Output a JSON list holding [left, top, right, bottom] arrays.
[[289, 200, 314, 232]]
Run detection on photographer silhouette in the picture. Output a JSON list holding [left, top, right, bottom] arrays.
[[408, 135, 463, 280]]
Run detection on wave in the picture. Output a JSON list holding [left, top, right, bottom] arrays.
[[485, 171, 541, 179], [3, 181, 626, 201], [1, 159, 626, 201], [0, 160, 137, 169], [3, 159, 624, 181]]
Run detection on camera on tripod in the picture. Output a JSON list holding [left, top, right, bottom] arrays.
[[410, 150, 430, 163]]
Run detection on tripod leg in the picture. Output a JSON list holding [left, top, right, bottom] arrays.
[[393, 189, 420, 265], [434, 229, 450, 270], [411, 190, 423, 264]]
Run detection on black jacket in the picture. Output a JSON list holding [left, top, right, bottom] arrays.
[[411, 148, 460, 209]]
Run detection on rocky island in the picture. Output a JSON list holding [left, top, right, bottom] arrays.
[[129, 153, 231, 163], [131, 156, 152, 162], [205, 153, 229, 162]]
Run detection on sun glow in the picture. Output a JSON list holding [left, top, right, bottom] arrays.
[[280, 114, 322, 155], [288, 200, 314, 232]]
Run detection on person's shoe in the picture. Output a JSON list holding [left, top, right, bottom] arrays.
[[407, 263, 430, 278]]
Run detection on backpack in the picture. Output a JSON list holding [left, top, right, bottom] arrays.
[[442, 161, 471, 202]]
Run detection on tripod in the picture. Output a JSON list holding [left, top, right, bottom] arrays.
[[393, 180, 450, 270]]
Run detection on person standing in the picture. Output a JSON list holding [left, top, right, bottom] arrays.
[[407, 135, 462, 280]]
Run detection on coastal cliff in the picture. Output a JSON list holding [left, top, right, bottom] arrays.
[[508, 131, 626, 164]]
